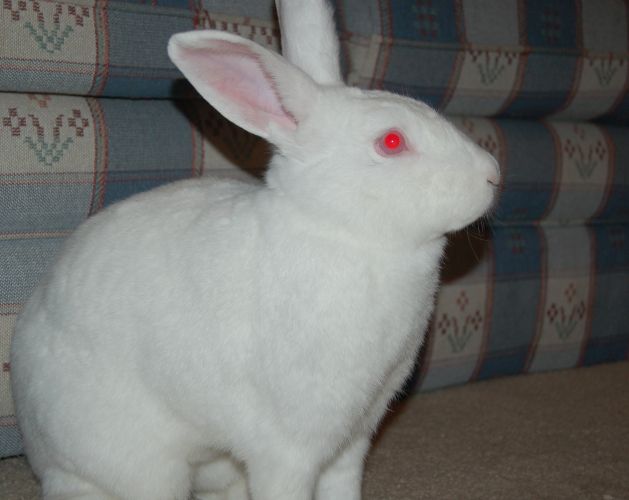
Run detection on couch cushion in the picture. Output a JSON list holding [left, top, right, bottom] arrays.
[[339, 0, 629, 122], [0, 92, 266, 237], [0, 0, 280, 98], [3, 0, 629, 122], [418, 225, 629, 391]]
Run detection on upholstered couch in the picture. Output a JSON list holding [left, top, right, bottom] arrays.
[[1, 0, 628, 497]]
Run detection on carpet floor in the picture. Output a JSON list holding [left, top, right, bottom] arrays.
[[2, 362, 628, 499]]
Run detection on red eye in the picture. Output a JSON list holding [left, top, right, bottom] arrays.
[[377, 130, 406, 156], [384, 132, 401, 150]]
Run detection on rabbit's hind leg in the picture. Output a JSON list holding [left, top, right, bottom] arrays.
[[41, 468, 115, 500], [192, 456, 248, 500], [193, 479, 248, 500], [40, 452, 192, 500]]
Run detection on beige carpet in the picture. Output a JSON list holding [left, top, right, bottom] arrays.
[[2, 362, 628, 499]]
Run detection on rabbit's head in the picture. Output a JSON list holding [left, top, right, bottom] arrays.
[[168, 2, 498, 246]]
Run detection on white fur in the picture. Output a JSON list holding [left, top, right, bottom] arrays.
[[276, 0, 342, 84], [10, 1, 499, 499]]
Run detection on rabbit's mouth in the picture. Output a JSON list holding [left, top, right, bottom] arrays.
[[486, 162, 500, 188]]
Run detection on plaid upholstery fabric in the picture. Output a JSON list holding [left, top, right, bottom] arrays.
[[2, 0, 629, 122], [0, 93, 266, 232], [338, 0, 629, 123], [418, 223, 629, 391], [0, 0, 279, 98]]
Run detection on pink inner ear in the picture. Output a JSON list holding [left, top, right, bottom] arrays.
[[177, 42, 296, 132]]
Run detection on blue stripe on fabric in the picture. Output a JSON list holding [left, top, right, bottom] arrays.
[[477, 346, 533, 381], [493, 226, 544, 278], [0, 183, 93, 234], [502, 54, 579, 118], [389, 0, 460, 43], [478, 227, 544, 380], [524, 0, 578, 49], [0, 237, 66, 305], [582, 336, 629, 365], [106, 8, 193, 75], [102, 176, 188, 207], [584, 224, 629, 365], [100, 99, 194, 174], [383, 46, 459, 108], [492, 120, 557, 223], [0, 427, 23, 458]]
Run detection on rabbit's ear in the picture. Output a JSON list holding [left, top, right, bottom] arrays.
[[276, 0, 342, 84], [168, 31, 318, 142]]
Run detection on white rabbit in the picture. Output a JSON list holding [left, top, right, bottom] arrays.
[[10, 1, 499, 499]]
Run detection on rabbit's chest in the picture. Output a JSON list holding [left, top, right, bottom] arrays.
[[254, 241, 440, 386], [240, 244, 440, 443], [260, 246, 433, 334]]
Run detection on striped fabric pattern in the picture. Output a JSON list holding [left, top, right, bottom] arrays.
[[1, 0, 628, 122], [0, 0, 280, 98], [419, 223, 629, 391], [338, 0, 629, 122], [0, 93, 267, 229]]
